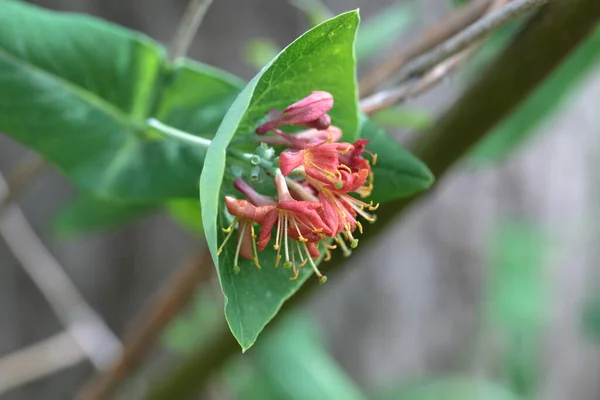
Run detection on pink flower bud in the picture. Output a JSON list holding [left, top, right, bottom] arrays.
[[256, 91, 334, 134]]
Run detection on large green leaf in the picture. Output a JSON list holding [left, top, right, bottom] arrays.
[[54, 195, 157, 237], [0, 1, 242, 201], [361, 119, 434, 204], [200, 11, 360, 351], [469, 27, 600, 165]]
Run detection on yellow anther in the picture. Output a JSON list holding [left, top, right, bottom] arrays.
[[371, 153, 378, 165], [275, 254, 282, 268], [356, 221, 364, 234], [339, 164, 352, 173], [298, 236, 308, 243], [324, 249, 332, 262], [290, 269, 300, 280]]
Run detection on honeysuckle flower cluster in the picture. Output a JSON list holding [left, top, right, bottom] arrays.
[[218, 91, 378, 283]]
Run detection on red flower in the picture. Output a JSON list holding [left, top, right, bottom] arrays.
[[218, 196, 275, 274], [279, 139, 354, 188], [256, 91, 333, 135], [257, 173, 330, 281]]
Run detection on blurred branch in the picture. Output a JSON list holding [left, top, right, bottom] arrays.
[[0, 331, 86, 396], [168, 0, 215, 61], [78, 249, 214, 400], [0, 173, 123, 370], [389, 0, 548, 86], [359, 0, 493, 96], [360, 0, 509, 114], [141, 0, 600, 398], [361, 50, 475, 114], [0, 157, 46, 217]]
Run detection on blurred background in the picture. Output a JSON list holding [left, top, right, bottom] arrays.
[[2, 0, 600, 399]]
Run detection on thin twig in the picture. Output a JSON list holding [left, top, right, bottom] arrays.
[[0, 157, 46, 216], [168, 0, 215, 62], [141, 0, 600, 397], [0, 331, 86, 396], [360, 0, 508, 114], [0, 173, 122, 370], [78, 250, 214, 400], [359, 0, 493, 96], [391, 0, 549, 85]]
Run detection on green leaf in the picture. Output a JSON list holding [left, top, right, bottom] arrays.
[[375, 378, 520, 400], [469, 27, 600, 165], [163, 290, 223, 353], [355, 3, 414, 63], [244, 39, 281, 71], [167, 199, 204, 236], [485, 221, 548, 331], [485, 221, 549, 396], [288, 0, 334, 26], [361, 119, 434, 204], [370, 108, 433, 131], [254, 314, 367, 400], [582, 293, 600, 341], [154, 60, 244, 136], [0, 1, 242, 201], [54, 195, 157, 237], [200, 11, 360, 351]]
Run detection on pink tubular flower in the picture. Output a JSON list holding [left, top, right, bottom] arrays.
[[218, 197, 275, 274], [257, 173, 330, 281], [257, 126, 342, 149], [256, 91, 334, 135], [279, 139, 354, 188]]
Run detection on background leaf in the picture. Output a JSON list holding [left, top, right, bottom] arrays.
[[469, 27, 600, 165], [200, 11, 360, 351], [361, 119, 434, 204], [244, 39, 281, 71], [484, 221, 549, 396], [370, 107, 433, 131], [54, 195, 157, 237], [167, 199, 204, 236], [375, 378, 521, 400], [253, 314, 367, 400], [0, 1, 242, 201], [355, 3, 415, 63]]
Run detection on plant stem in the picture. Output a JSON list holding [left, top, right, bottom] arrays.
[[140, 0, 600, 398], [148, 118, 212, 149]]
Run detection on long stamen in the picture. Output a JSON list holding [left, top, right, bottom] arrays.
[[334, 235, 352, 257], [233, 223, 247, 275], [251, 224, 261, 269], [217, 218, 238, 256], [303, 243, 327, 284], [274, 216, 282, 250], [292, 219, 308, 242], [283, 215, 293, 269]]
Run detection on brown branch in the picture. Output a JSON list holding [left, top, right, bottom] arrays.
[[141, 1, 600, 399], [78, 249, 214, 400], [0, 157, 46, 217], [359, 0, 493, 96], [360, 0, 509, 114]]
